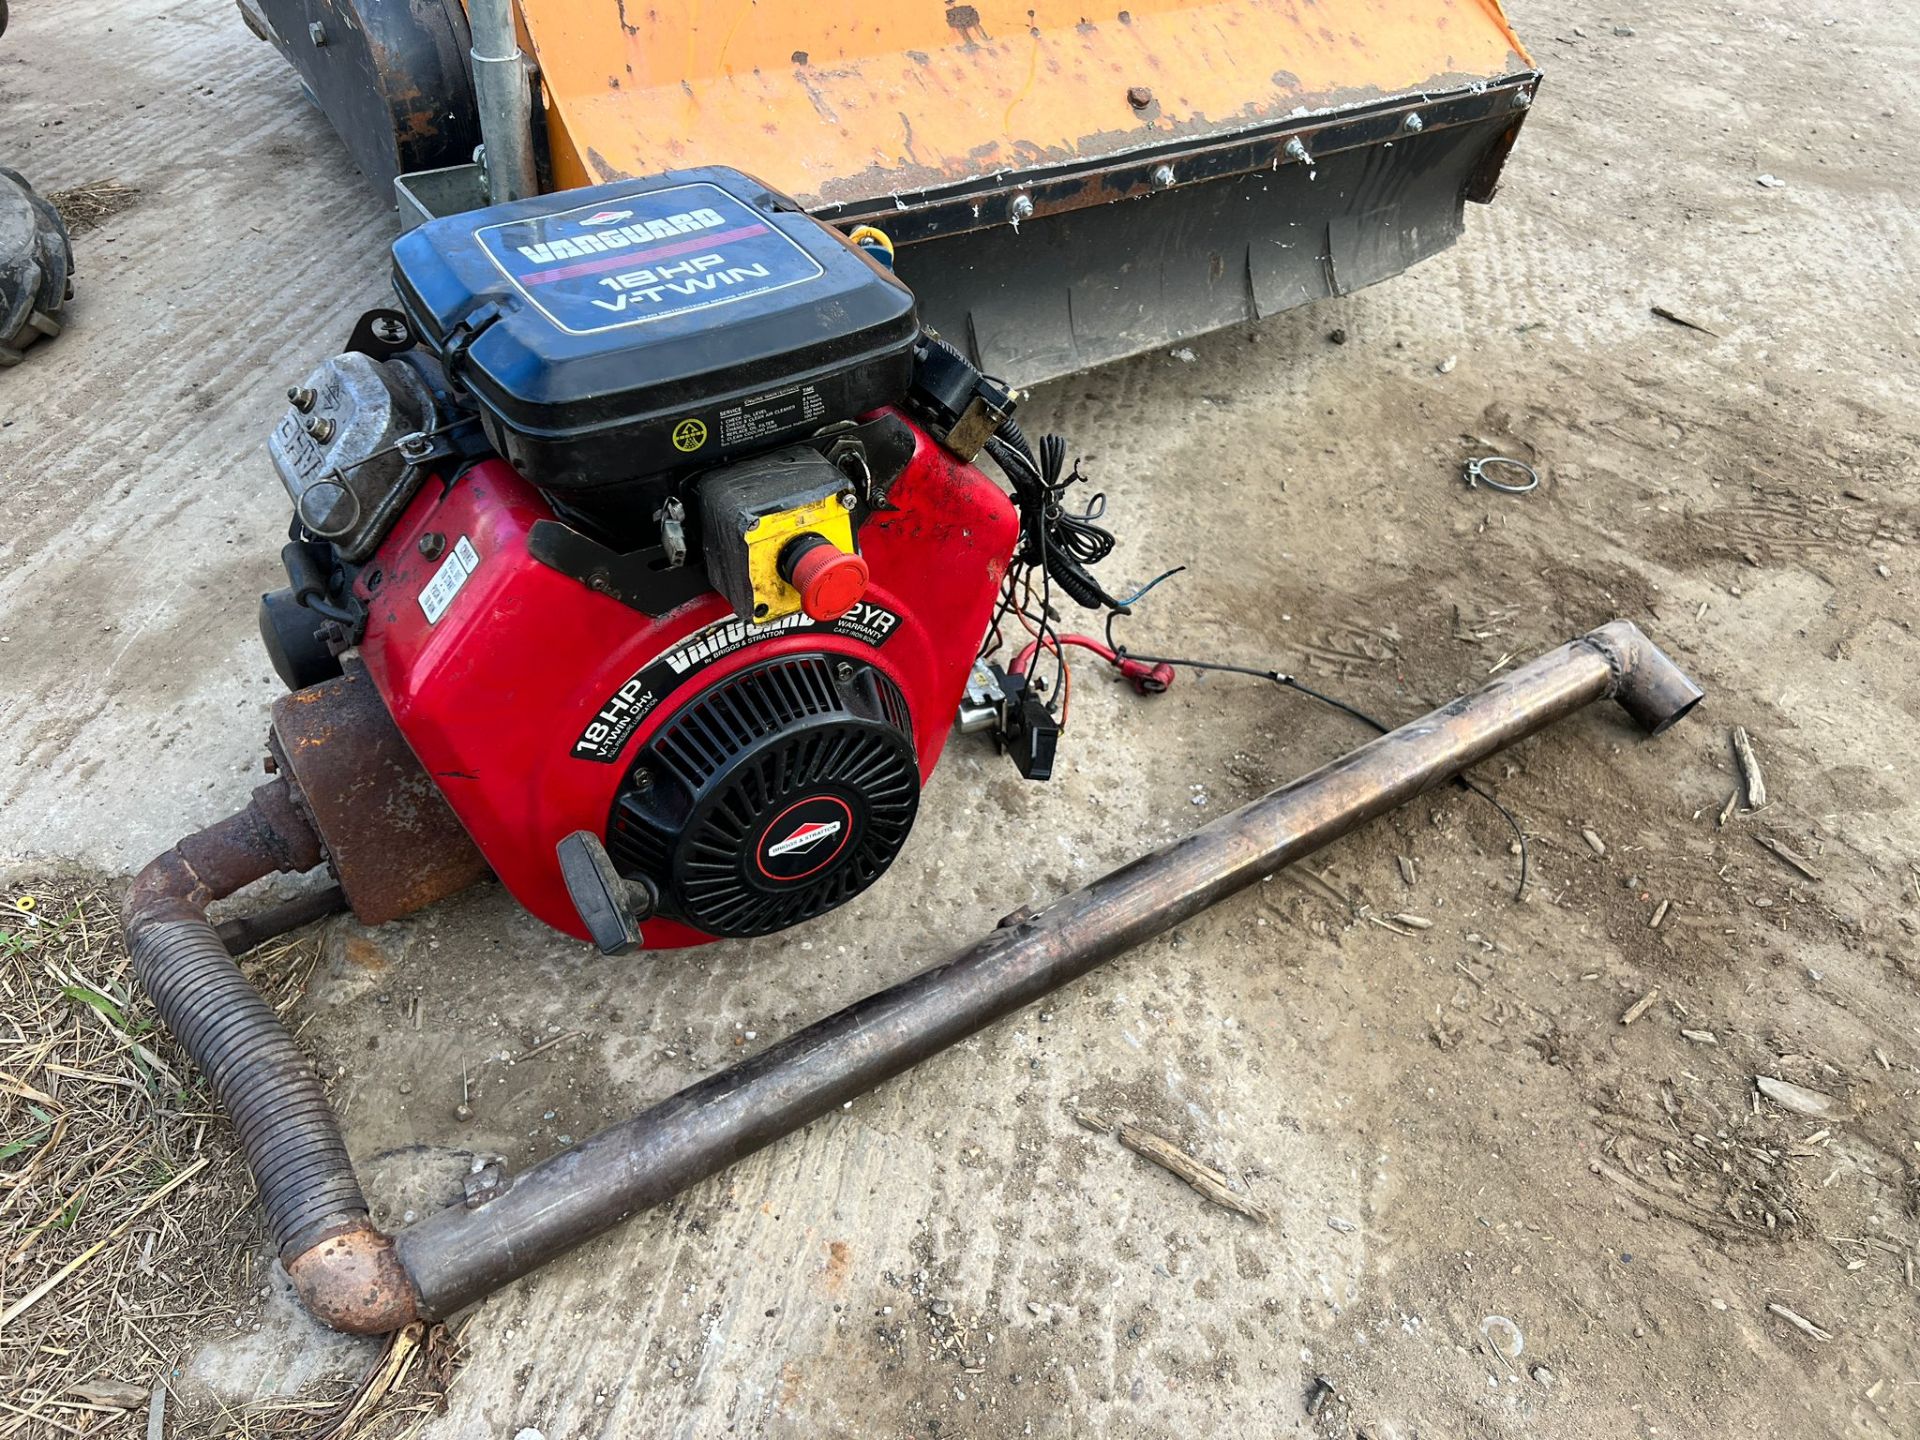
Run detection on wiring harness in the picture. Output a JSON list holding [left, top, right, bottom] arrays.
[[963, 396, 1529, 902]]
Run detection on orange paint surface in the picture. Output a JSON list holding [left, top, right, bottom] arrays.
[[520, 0, 1532, 201]]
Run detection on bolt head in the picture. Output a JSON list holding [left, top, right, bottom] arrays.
[[834, 661, 856, 685], [1402, 111, 1424, 133], [837, 490, 858, 510], [1285, 136, 1311, 163], [1150, 164, 1175, 189], [307, 20, 327, 44], [631, 766, 654, 788], [1512, 89, 1533, 110], [304, 416, 335, 443], [1126, 85, 1153, 109], [418, 532, 446, 560], [287, 385, 315, 411], [1009, 194, 1035, 222]]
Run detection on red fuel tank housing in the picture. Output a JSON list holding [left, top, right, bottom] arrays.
[[355, 411, 1018, 946]]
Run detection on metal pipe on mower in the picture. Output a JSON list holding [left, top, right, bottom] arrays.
[[124, 622, 1700, 1332], [469, 0, 539, 206]]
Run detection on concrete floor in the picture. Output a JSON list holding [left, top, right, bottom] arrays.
[[4, 1, 1918, 1437]]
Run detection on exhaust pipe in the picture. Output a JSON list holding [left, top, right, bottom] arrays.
[[125, 622, 1700, 1331], [121, 779, 417, 1332]]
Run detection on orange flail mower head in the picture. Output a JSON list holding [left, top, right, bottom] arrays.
[[528, 0, 1530, 200], [241, 0, 1538, 382]]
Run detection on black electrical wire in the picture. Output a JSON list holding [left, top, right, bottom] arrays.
[[997, 413, 1039, 467], [1106, 614, 1532, 901], [929, 337, 1122, 610], [1033, 520, 1069, 713], [980, 549, 1070, 722], [976, 406, 1530, 895], [985, 432, 1124, 612], [1111, 565, 1186, 609]]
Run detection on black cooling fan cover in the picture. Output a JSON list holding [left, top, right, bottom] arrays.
[[606, 653, 920, 937]]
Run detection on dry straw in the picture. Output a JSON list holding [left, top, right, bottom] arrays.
[[0, 882, 459, 1437]]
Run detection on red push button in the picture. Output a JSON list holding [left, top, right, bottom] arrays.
[[788, 540, 870, 621]]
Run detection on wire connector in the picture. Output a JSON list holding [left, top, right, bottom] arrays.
[[909, 334, 1015, 463], [1116, 656, 1175, 695], [983, 662, 1058, 782]]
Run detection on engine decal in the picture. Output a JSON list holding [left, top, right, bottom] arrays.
[[767, 820, 842, 858], [756, 796, 855, 882], [571, 602, 902, 763], [418, 536, 481, 624], [476, 182, 823, 337]]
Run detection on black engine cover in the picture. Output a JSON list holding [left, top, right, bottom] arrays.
[[605, 654, 919, 937], [390, 168, 919, 499]]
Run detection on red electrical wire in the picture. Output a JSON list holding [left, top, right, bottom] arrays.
[[1012, 633, 1116, 674]]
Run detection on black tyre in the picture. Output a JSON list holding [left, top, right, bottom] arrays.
[[0, 167, 73, 366]]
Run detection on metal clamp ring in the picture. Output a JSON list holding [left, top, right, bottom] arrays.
[[1465, 456, 1539, 495]]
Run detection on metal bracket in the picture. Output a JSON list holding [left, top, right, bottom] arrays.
[[395, 163, 492, 229], [463, 1161, 508, 1210], [817, 412, 918, 508], [343, 308, 416, 361], [526, 521, 716, 617]]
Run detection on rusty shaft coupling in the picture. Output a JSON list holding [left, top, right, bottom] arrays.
[[124, 621, 1700, 1331]]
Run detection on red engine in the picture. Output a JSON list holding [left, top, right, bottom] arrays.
[[254, 169, 1097, 952], [352, 413, 1016, 947]]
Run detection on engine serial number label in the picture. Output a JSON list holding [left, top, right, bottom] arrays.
[[571, 602, 902, 764], [418, 536, 480, 624]]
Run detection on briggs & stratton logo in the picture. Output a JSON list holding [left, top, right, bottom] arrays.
[[767, 820, 843, 858]]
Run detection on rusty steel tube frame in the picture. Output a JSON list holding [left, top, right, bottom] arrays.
[[388, 621, 1700, 1321], [126, 622, 1697, 1330]]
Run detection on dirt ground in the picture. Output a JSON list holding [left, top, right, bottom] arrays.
[[4, 0, 1918, 1436]]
